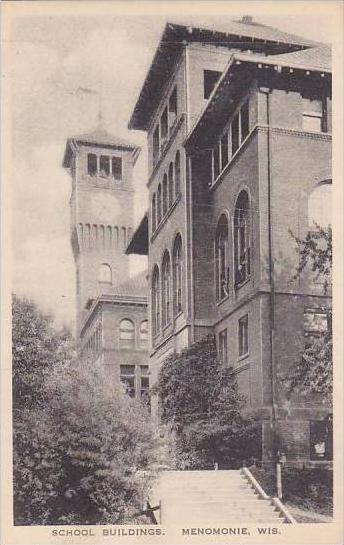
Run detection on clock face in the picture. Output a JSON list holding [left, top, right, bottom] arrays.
[[90, 193, 119, 222]]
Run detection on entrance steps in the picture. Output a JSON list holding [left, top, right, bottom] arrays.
[[149, 468, 296, 525]]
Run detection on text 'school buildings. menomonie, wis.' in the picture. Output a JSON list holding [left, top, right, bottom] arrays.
[[63, 17, 332, 466]]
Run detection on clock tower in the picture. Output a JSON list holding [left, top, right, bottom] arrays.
[[63, 127, 140, 333]]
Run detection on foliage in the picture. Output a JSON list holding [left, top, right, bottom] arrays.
[[12, 294, 75, 415], [154, 335, 260, 469], [288, 226, 332, 400], [12, 295, 157, 525]]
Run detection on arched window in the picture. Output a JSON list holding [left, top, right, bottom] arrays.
[[119, 319, 135, 347], [157, 184, 162, 224], [139, 320, 148, 346], [215, 214, 229, 301], [162, 174, 168, 216], [234, 190, 251, 287], [99, 225, 105, 248], [92, 224, 98, 249], [175, 150, 181, 196], [98, 263, 112, 284], [85, 224, 91, 249], [152, 266, 160, 336], [121, 226, 126, 249], [168, 162, 174, 207], [162, 251, 171, 327], [152, 193, 156, 232], [114, 226, 119, 248], [107, 226, 112, 248], [173, 234, 183, 314], [308, 181, 332, 228]]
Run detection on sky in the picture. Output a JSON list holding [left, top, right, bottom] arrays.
[[5, 2, 337, 331]]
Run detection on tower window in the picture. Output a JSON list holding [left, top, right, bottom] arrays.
[[98, 263, 112, 284], [204, 70, 222, 100], [99, 155, 110, 177], [87, 154, 97, 176], [238, 314, 249, 357], [112, 156, 122, 180], [119, 319, 135, 347], [139, 320, 148, 347]]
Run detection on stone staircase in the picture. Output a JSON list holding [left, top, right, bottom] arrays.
[[149, 468, 295, 525]]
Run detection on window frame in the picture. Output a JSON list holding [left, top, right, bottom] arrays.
[[215, 214, 229, 302], [161, 251, 171, 327], [234, 190, 251, 288], [238, 314, 249, 358]]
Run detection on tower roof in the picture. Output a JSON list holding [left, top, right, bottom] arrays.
[[63, 127, 141, 168], [128, 19, 319, 131]]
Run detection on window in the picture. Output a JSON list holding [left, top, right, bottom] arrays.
[[231, 114, 239, 155], [152, 193, 156, 232], [152, 266, 160, 336], [310, 417, 333, 461], [121, 226, 126, 249], [238, 315, 249, 357], [98, 263, 112, 284], [204, 70, 222, 99], [175, 151, 181, 196], [213, 143, 220, 181], [120, 365, 136, 397], [153, 125, 160, 165], [112, 156, 122, 180], [302, 97, 324, 132], [169, 86, 178, 128], [99, 155, 110, 177], [173, 234, 183, 314], [168, 162, 174, 207], [215, 214, 229, 301], [119, 319, 135, 347], [87, 153, 97, 176], [161, 107, 168, 145], [241, 100, 249, 141], [162, 174, 168, 216], [308, 182, 332, 229], [304, 308, 331, 348], [139, 320, 148, 346], [157, 184, 162, 224], [218, 329, 228, 365], [221, 132, 229, 171], [162, 251, 171, 327], [140, 365, 150, 406], [234, 190, 251, 287]]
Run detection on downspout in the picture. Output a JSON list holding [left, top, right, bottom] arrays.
[[261, 88, 278, 458], [184, 45, 195, 343]]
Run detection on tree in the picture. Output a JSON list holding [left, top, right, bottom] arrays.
[[12, 294, 75, 415], [12, 295, 157, 525], [288, 226, 332, 401], [154, 335, 259, 469]]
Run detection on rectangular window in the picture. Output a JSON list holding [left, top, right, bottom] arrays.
[[204, 70, 222, 99], [120, 365, 136, 398], [87, 153, 97, 176], [140, 365, 150, 406], [218, 329, 228, 366], [231, 114, 239, 155], [112, 156, 122, 180], [153, 125, 160, 165], [213, 144, 220, 180], [99, 155, 110, 177], [169, 87, 178, 129], [161, 106, 168, 145], [241, 100, 249, 141], [310, 419, 333, 461], [238, 315, 249, 357], [221, 132, 229, 171], [302, 97, 323, 132]]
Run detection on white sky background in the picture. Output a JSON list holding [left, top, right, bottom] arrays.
[[7, 6, 335, 331]]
